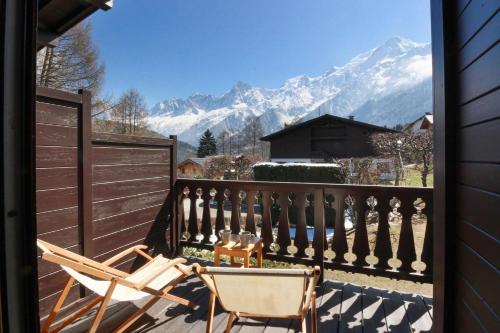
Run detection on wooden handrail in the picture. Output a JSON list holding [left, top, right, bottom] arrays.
[[175, 179, 433, 283]]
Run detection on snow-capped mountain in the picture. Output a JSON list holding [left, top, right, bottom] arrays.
[[147, 37, 432, 145]]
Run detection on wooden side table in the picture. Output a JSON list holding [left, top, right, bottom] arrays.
[[213, 237, 263, 268]]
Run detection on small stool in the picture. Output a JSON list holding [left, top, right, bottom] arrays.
[[213, 237, 263, 268]]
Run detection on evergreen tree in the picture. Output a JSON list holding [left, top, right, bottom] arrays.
[[197, 129, 217, 157]]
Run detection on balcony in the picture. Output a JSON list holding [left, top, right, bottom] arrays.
[[56, 259, 433, 332], [48, 178, 433, 332]]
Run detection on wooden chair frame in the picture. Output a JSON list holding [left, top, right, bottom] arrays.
[[38, 239, 195, 333], [194, 264, 320, 333]]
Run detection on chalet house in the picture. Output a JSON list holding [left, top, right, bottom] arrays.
[[260, 114, 397, 162], [405, 113, 434, 134], [177, 158, 207, 178]]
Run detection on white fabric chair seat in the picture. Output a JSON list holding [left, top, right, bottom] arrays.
[[62, 256, 187, 302]]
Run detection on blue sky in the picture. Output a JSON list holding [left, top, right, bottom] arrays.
[[90, 0, 431, 107]]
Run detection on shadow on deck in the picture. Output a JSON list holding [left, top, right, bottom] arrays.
[[58, 258, 433, 333]]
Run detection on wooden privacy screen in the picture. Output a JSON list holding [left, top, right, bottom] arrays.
[[91, 133, 176, 271], [36, 87, 91, 317], [35, 87, 177, 318]]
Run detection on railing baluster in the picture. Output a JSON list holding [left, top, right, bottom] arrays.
[[230, 187, 241, 234], [374, 195, 392, 271], [352, 194, 370, 267], [421, 194, 433, 276], [397, 197, 417, 274], [331, 191, 348, 264], [188, 188, 198, 241], [201, 187, 212, 243], [215, 188, 225, 238], [245, 190, 256, 235], [276, 192, 291, 255], [261, 191, 273, 252], [176, 191, 185, 252], [294, 192, 308, 257]]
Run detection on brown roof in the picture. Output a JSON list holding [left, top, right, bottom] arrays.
[[260, 114, 397, 141]]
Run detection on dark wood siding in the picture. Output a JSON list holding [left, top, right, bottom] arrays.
[[267, 116, 392, 160], [35, 88, 177, 319], [35, 87, 88, 318], [90, 133, 176, 272], [453, 1, 499, 331]]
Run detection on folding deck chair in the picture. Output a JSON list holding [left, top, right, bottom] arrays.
[[194, 264, 320, 333], [37, 239, 195, 333]]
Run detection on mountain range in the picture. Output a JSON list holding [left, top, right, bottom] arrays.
[[147, 37, 432, 145]]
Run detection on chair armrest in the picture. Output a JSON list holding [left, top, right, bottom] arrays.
[[193, 263, 217, 294], [302, 266, 321, 314], [134, 257, 187, 290], [102, 245, 149, 265]]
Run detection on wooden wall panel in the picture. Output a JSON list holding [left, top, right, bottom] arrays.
[[452, 1, 500, 330], [34, 89, 177, 321], [35, 88, 87, 319], [90, 133, 176, 271]]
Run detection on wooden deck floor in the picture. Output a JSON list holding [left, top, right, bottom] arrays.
[[59, 260, 433, 333]]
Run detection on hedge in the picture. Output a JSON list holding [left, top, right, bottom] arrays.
[[253, 162, 345, 184]]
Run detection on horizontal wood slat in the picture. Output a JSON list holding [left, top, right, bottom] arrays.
[[36, 123, 78, 147], [458, 117, 500, 162], [457, 221, 499, 268], [92, 132, 174, 147], [456, 275, 498, 332], [37, 226, 79, 251], [38, 285, 81, 319], [36, 146, 77, 168], [93, 239, 145, 264], [459, 43, 500, 105], [92, 222, 159, 256], [92, 177, 170, 202], [36, 167, 78, 191], [457, 162, 500, 193], [36, 187, 78, 213], [36, 207, 79, 234], [36, 102, 78, 127], [92, 190, 170, 221], [459, 87, 500, 127], [457, 0, 499, 48], [92, 146, 170, 165], [456, 184, 500, 239], [37, 244, 80, 277], [457, 0, 471, 16], [93, 204, 167, 239], [93, 163, 170, 184], [458, 13, 499, 71], [38, 270, 77, 299], [36, 86, 83, 104], [456, 241, 499, 315]]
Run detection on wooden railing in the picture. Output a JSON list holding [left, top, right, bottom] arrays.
[[174, 179, 433, 283]]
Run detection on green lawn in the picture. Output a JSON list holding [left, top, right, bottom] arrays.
[[397, 165, 433, 187]]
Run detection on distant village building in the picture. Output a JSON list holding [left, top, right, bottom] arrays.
[[404, 113, 433, 134], [260, 114, 397, 163], [177, 158, 207, 178]]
